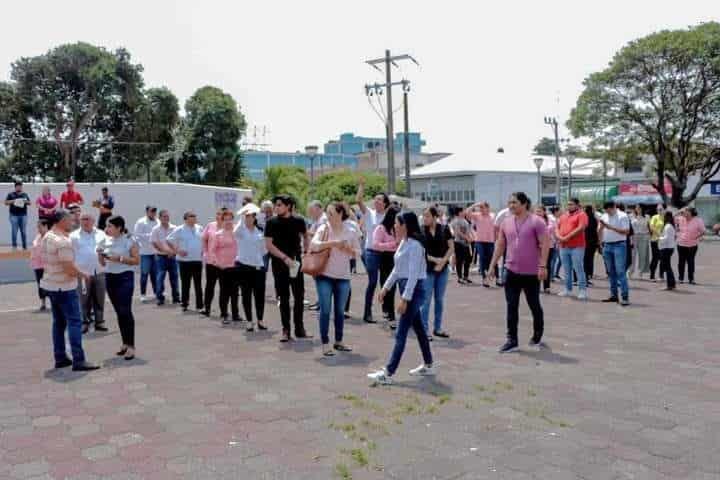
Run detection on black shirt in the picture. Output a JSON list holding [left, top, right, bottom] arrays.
[[6, 192, 30, 216], [264, 215, 307, 262], [424, 223, 453, 272]]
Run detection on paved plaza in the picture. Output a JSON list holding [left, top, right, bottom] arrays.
[[1, 244, 719, 479]]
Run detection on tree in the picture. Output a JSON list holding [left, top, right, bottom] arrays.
[[568, 22, 720, 207], [256, 165, 310, 212], [183, 86, 246, 186], [313, 170, 388, 205], [10, 42, 145, 178], [532, 137, 557, 156]]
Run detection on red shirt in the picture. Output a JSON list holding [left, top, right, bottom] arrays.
[[557, 210, 588, 248], [60, 190, 83, 208]]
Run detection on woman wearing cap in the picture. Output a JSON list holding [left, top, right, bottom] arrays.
[[234, 204, 268, 331]]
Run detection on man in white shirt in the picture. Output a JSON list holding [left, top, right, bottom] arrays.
[[71, 211, 108, 334], [356, 177, 389, 323], [598, 201, 631, 305], [151, 209, 179, 306], [133, 206, 159, 302], [167, 211, 204, 312]]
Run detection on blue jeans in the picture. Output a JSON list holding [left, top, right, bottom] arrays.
[[386, 279, 433, 376], [47, 289, 86, 365], [551, 247, 562, 278], [139, 254, 158, 296], [156, 255, 179, 302], [475, 242, 495, 278], [560, 247, 587, 292], [315, 275, 351, 344], [363, 249, 382, 319], [9, 214, 27, 249], [421, 266, 449, 334], [603, 241, 629, 299]]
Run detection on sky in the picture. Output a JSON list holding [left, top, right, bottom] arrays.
[[1, 0, 717, 171]]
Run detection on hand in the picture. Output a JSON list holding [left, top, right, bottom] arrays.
[[79, 273, 91, 283], [487, 266, 497, 284], [283, 256, 293, 267], [538, 266, 547, 281], [178, 250, 188, 257], [396, 299, 407, 315], [377, 288, 387, 304], [434, 261, 445, 272]]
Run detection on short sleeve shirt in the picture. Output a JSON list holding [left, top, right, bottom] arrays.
[[6, 192, 30, 216], [450, 218, 471, 246], [40, 230, 77, 291], [500, 214, 547, 275], [557, 210, 588, 248], [60, 190, 83, 208], [469, 212, 495, 243], [264, 215, 307, 261], [424, 224, 453, 272], [362, 208, 385, 250]]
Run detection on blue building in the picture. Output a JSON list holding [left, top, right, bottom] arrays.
[[243, 132, 426, 180]]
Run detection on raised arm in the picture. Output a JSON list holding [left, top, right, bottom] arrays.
[[355, 177, 368, 215]]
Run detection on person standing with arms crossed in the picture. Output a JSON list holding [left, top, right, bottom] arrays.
[[488, 192, 549, 353], [555, 198, 589, 300], [133, 206, 159, 302], [167, 211, 204, 312], [59, 179, 84, 209]]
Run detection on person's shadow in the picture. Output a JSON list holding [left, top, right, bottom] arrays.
[[517, 346, 578, 364]]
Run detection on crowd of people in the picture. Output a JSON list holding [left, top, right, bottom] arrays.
[[6, 177, 712, 383]]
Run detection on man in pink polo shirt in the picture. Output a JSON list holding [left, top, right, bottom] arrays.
[[488, 192, 549, 354], [466, 201, 496, 286], [675, 207, 705, 284]]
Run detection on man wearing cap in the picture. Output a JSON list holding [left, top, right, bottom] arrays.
[[133, 206, 160, 302]]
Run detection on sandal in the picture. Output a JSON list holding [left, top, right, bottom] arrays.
[[116, 347, 128, 356], [333, 343, 353, 352]]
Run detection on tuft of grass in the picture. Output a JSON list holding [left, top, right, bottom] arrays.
[[350, 448, 369, 467], [480, 396, 496, 404], [527, 388, 537, 397], [366, 440, 377, 452], [474, 385, 487, 392], [465, 401, 475, 409], [425, 403, 440, 414], [334, 463, 352, 479], [437, 394, 451, 405]]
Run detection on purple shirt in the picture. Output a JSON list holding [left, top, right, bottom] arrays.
[[500, 214, 547, 275]]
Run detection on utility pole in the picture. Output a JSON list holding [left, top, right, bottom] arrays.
[[544, 116, 561, 205], [402, 80, 411, 198], [365, 51, 419, 195]]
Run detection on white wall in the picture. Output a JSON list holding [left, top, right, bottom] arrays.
[[473, 172, 538, 211], [1, 182, 252, 245]]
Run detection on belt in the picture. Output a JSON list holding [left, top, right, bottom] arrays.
[[604, 240, 625, 245]]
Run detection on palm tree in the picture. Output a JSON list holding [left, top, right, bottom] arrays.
[[257, 166, 310, 211]]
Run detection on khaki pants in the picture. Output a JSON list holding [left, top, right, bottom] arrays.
[[78, 273, 106, 326]]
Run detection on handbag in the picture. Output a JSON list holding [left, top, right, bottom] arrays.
[[301, 225, 331, 276]]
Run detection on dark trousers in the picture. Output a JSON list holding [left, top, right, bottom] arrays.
[[78, 273, 105, 327], [475, 241, 496, 278], [504, 270, 544, 343], [650, 241, 664, 280], [454, 242, 471, 280], [97, 212, 111, 230], [379, 252, 396, 321], [179, 261, 203, 309], [584, 243, 598, 279], [237, 263, 266, 323], [34, 269, 46, 300], [105, 271, 135, 347], [218, 267, 240, 320], [660, 249, 676, 288], [272, 261, 305, 335], [204, 263, 221, 313], [543, 249, 555, 291], [676, 245, 698, 282], [386, 279, 433, 376]]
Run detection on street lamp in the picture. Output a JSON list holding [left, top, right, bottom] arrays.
[[533, 157, 544, 205], [566, 153, 576, 201], [305, 145, 319, 190]]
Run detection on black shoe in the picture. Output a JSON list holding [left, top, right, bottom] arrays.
[[232, 317, 243, 322], [54, 358, 72, 369], [182, 306, 188, 312], [689, 280, 697, 285], [157, 299, 165, 306], [307, 302, 319, 311], [257, 321, 268, 330], [280, 330, 291, 342], [427, 335, 434, 342], [389, 321, 397, 330], [333, 343, 353, 352], [95, 325, 108, 332], [72, 362, 101, 372], [172, 299, 181, 304], [201, 310, 210, 317], [116, 347, 128, 356], [221, 317, 231, 325], [602, 296, 619, 303], [499, 340, 519, 353], [295, 330, 313, 339], [465, 278, 473, 284], [433, 330, 450, 338], [81, 323, 89, 334], [363, 316, 377, 324]]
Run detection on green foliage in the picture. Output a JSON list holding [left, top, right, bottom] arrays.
[[255, 165, 310, 211], [568, 22, 720, 207], [313, 170, 387, 205], [532, 137, 557, 156], [182, 86, 247, 186]]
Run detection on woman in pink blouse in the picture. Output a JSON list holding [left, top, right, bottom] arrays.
[[310, 202, 361, 356], [467, 201, 496, 286], [535, 206, 555, 293], [675, 207, 705, 284], [372, 207, 400, 326], [213, 210, 239, 324], [201, 208, 226, 317], [36, 186, 58, 220], [30, 218, 50, 311]]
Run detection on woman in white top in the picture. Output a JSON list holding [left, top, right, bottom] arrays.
[[234, 206, 268, 331], [658, 211, 677, 290], [630, 205, 651, 278], [98, 216, 140, 360], [310, 202, 361, 356]]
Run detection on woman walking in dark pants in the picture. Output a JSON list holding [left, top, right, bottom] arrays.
[[368, 211, 435, 385], [450, 207, 473, 284], [658, 211, 677, 290], [99, 216, 140, 360], [583, 205, 599, 284], [372, 207, 400, 326], [234, 205, 268, 331]]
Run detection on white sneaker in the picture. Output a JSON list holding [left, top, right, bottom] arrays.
[[558, 289, 571, 297], [577, 290, 588, 301], [367, 368, 392, 385], [409, 364, 436, 376], [139, 295, 148, 303]]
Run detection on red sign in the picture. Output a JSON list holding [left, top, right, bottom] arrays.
[[619, 180, 671, 196]]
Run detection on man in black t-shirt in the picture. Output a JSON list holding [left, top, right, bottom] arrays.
[[5, 181, 31, 250], [264, 195, 311, 342]]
